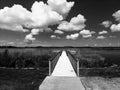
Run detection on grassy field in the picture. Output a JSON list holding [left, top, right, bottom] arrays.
[[73, 48, 120, 68], [79, 67, 120, 78], [80, 67, 120, 90], [1, 68, 120, 90], [0, 48, 60, 90], [0, 68, 48, 90], [81, 77, 120, 90]]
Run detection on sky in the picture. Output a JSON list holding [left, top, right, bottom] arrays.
[[0, 0, 120, 47]]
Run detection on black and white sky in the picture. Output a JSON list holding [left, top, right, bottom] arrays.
[[0, 0, 120, 46]]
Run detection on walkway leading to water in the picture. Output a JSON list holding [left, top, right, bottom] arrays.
[[51, 51, 77, 77], [39, 50, 85, 90]]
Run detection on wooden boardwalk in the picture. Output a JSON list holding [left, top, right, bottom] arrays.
[[39, 76, 85, 90], [39, 50, 85, 90], [51, 51, 77, 77]]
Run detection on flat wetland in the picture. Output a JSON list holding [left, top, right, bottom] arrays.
[[0, 47, 120, 90]]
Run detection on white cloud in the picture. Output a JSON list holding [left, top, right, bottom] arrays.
[[47, 0, 74, 17], [25, 34, 36, 41], [110, 24, 120, 32], [79, 29, 95, 38], [0, 5, 32, 32], [24, 34, 36, 44], [51, 35, 56, 38], [66, 33, 79, 40], [24, 29, 43, 43], [54, 30, 64, 34], [113, 10, 120, 22], [0, 0, 88, 43], [31, 29, 43, 35], [31, 1, 63, 28], [109, 10, 120, 32], [70, 14, 86, 25], [101, 21, 112, 28], [80, 30, 90, 35], [51, 35, 61, 39], [82, 34, 92, 38], [99, 30, 108, 35], [96, 36, 106, 39], [0, 0, 75, 42], [57, 14, 86, 31]]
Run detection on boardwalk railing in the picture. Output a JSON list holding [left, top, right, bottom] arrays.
[[49, 51, 62, 75], [66, 51, 80, 76], [49, 50, 79, 76]]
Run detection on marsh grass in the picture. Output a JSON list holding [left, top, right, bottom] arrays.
[[0, 68, 48, 90]]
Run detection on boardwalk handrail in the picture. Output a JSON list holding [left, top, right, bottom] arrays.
[[66, 51, 79, 76], [49, 51, 62, 75]]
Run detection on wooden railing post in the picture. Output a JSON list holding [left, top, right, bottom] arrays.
[[77, 59, 79, 77], [49, 60, 51, 76]]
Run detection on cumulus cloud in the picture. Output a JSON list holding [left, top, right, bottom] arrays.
[[70, 14, 86, 25], [99, 30, 108, 35], [101, 21, 112, 28], [0, 0, 74, 41], [110, 24, 120, 32], [24, 34, 36, 44], [51, 35, 61, 39], [47, 0, 74, 17], [31, 1, 63, 28], [0, 5, 32, 32], [96, 36, 106, 39], [57, 14, 86, 31], [79, 29, 95, 38], [109, 10, 120, 32], [101, 10, 120, 34], [66, 33, 79, 40], [82, 34, 92, 38], [24, 29, 44, 43], [51, 35, 56, 38], [0, 0, 91, 43], [113, 10, 120, 22], [0, 0, 75, 43], [54, 30, 64, 34], [31, 29, 43, 35]]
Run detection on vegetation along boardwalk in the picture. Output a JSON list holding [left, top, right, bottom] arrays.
[[39, 50, 85, 90]]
